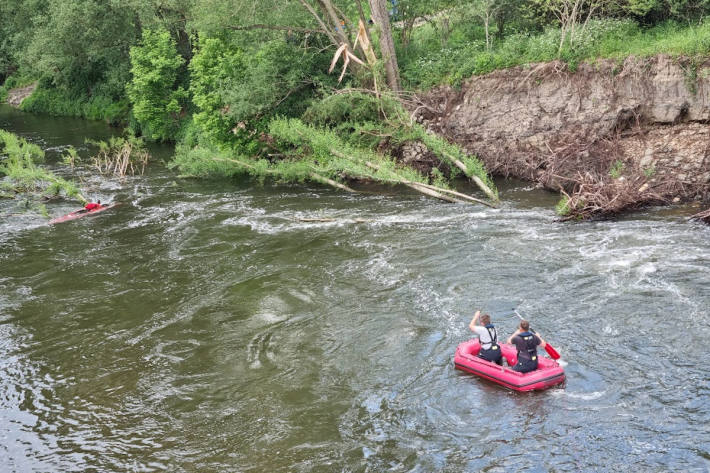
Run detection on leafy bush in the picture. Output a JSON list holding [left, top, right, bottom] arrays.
[[0, 129, 84, 205], [127, 29, 187, 141], [19, 86, 128, 124], [189, 37, 247, 145]]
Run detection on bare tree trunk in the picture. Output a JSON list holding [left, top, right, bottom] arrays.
[[484, 10, 490, 51], [368, 0, 401, 93], [318, 0, 353, 49], [298, 0, 338, 46]]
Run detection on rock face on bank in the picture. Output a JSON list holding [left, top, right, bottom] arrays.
[[5, 83, 36, 107], [414, 55, 710, 217]]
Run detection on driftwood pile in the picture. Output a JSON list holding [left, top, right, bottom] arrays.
[[559, 173, 671, 221]]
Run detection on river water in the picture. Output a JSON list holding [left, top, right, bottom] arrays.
[[1, 105, 709, 472]]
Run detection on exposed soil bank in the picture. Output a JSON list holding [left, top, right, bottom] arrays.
[[5, 83, 36, 107], [413, 55, 710, 219]]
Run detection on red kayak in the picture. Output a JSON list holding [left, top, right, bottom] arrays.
[[49, 203, 117, 224], [454, 339, 565, 392]]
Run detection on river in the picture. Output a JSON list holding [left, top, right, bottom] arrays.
[[1, 104, 709, 472]]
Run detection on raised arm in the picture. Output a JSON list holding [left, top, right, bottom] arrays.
[[469, 310, 481, 332]]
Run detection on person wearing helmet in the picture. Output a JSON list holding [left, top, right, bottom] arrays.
[[469, 310, 502, 365], [507, 319, 548, 373]]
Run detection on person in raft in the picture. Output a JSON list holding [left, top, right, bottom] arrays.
[[469, 310, 502, 365], [83, 200, 101, 212], [507, 320, 548, 373]]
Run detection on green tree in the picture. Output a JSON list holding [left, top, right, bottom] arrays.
[[22, 0, 138, 99], [128, 29, 187, 141], [189, 38, 246, 144]]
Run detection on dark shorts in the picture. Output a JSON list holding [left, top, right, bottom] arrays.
[[479, 346, 502, 365], [512, 358, 538, 373]]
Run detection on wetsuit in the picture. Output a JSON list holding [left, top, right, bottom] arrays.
[[473, 324, 502, 365], [511, 331, 541, 373]]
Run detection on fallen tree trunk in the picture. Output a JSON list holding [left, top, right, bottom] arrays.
[[213, 157, 357, 193], [443, 152, 498, 202], [413, 181, 496, 207], [363, 161, 462, 203], [309, 173, 357, 192]]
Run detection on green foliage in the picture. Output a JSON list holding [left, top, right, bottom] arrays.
[[189, 37, 247, 145], [21, 0, 138, 100], [555, 195, 571, 216], [128, 29, 187, 141], [171, 142, 252, 178], [85, 134, 151, 176], [609, 160, 625, 179], [20, 87, 129, 123], [399, 15, 710, 89], [0, 129, 45, 166], [62, 146, 81, 169], [0, 129, 85, 206], [302, 91, 401, 128], [173, 116, 433, 190], [303, 91, 497, 195]]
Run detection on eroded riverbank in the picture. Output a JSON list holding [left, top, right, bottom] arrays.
[[414, 55, 710, 220]]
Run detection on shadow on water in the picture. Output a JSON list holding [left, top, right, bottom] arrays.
[[1, 105, 710, 472]]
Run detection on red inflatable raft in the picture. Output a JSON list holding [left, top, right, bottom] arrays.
[[454, 339, 565, 392], [49, 203, 117, 224]]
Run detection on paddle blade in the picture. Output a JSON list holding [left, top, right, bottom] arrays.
[[545, 343, 561, 360]]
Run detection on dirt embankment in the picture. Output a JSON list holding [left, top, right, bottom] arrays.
[[413, 55, 710, 219], [5, 83, 36, 107]]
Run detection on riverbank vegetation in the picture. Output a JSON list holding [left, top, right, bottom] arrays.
[[0, 129, 85, 213], [3, 0, 710, 212]]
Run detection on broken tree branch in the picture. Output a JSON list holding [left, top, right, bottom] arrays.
[[442, 152, 498, 201]]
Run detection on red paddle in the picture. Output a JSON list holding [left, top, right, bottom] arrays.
[[512, 309, 561, 360], [544, 343, 561, 360]]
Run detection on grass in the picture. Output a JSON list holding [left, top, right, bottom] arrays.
[[19, 86, 129, 125], [609, 160, 625, 179], [398, 18, 710, 90]]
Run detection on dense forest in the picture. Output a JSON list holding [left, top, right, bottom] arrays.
[[3, 0, 710, 213]]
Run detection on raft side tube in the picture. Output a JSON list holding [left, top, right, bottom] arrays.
[[454, 338, 565, 392]]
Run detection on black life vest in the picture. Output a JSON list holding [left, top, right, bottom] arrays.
[[482, 323, 499, 351], [516, 331, 537, 362]]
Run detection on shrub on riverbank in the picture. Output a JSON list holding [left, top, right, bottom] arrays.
[[19, 86, 128, 125], [173, 91, 497, 203], [0, 129, 85, 210]]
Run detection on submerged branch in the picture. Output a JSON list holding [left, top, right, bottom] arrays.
[[363, 160, 462, 204], [309, 173, 357, 192], [444, 152, 498, 202]]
